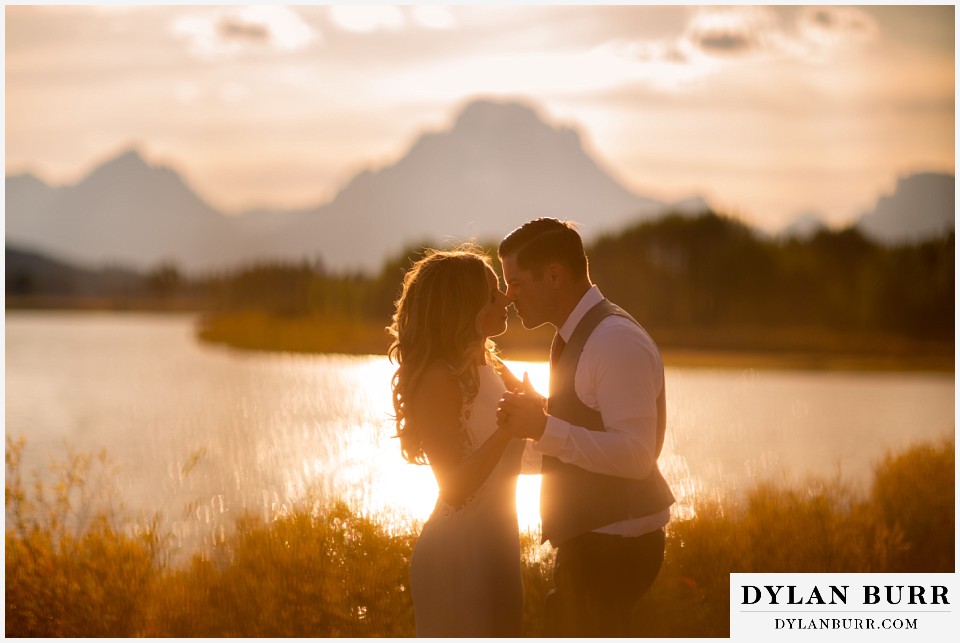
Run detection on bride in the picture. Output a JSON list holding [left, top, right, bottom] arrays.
[[387, 246, 527, 636]]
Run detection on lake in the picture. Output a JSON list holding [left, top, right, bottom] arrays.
[[4, 311, 954, 557]]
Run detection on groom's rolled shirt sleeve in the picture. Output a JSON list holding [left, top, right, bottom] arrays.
[[535, 416, 569, 454]]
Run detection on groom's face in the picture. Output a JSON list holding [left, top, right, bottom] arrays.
[[501, 253, 552, 330]]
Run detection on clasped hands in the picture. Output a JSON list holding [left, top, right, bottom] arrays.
[[496, 373, 547, 441]]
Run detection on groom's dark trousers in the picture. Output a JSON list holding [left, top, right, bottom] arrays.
[[541, 298, 674, 637], [544, 528, 665, 637]]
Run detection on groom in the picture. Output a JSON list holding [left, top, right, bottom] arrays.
[[495, 218, 675, 637]]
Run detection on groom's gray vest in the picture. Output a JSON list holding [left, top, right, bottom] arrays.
[[541, 299, 675, 546]]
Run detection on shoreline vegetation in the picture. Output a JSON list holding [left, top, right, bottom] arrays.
[[5, 303, 954, 373], [5, 437, 954, 637], [7, 212, 954, 372], [192, 310, 954, 373]]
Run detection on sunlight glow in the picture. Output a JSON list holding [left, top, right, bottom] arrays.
[[291, 357, 553, 534], [515, 474, 543, 534]]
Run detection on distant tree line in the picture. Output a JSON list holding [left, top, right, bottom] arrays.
[[7, 212, 954, 350], [197, 212, 952, 347], [588, 213, 954, 347]]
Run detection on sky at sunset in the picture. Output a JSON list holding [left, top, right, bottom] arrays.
[[4, 3, 955, 233]]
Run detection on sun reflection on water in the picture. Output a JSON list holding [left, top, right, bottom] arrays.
[[284, 358, 553, 535], [277, 356, 710, 539]]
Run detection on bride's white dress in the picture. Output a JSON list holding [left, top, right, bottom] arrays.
[[410, 363, 525, 637]]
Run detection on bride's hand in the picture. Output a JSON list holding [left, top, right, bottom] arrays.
[[519, 372, 545, 409], [501, 368, 545, 410], [497, 390, 547, 441], [500, 365, 523, 392]]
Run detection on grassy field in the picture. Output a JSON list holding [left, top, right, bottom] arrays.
[[5, 437, 954, 637]]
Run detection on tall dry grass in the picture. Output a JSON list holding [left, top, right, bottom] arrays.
[[5, 437, 953, 637], [634, 438, 954, 637], [5, 438, 162, 636]]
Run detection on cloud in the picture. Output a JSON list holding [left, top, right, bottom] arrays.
[[594, 10, 774, 90], [172, 6, 315, 59], [683, 7, 778, 59], [585, 4, 887, 101], [328, 5, 405, 33], [795, 6, 880, 50], [411, 5, 457, 31], [680, 6, 880, 62], [327, 5, 458, 34], [697, 32, 756, 55], [219, 18, 270, 44], [598, 6, 781, 87], [609, 5, 881, 73]]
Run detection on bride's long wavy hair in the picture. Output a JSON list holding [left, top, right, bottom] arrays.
[[387, 246, 502, 465]]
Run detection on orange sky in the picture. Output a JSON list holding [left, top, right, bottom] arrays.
[[4, 4, 955, 232]]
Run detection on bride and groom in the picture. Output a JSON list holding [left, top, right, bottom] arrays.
[[387, 218, 675, 637]]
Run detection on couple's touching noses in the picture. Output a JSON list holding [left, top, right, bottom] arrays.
[[388, 218, 675, 637]]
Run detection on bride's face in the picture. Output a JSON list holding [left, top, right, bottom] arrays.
[[476, 267, 511, 339]]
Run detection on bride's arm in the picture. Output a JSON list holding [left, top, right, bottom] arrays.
[[414, 363, 512, 508]]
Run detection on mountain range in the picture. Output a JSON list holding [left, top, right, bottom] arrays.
[[856, 172, 954, 244], [4, 99, 954, 274]]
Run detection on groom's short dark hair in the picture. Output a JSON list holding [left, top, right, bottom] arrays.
[[498, 218, 588, 279]]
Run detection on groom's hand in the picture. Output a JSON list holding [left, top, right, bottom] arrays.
[[497, 391, 547, 441]]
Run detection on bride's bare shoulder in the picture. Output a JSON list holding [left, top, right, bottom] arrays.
[[412, 362, 460, 402]]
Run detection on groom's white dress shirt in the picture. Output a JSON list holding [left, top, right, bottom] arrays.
[[533, 285, 671, 537]]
